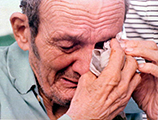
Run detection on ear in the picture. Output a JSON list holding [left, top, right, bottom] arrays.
[[10, 12, 31, 51]]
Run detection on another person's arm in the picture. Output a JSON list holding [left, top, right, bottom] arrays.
[[121, 40, 158, 120]]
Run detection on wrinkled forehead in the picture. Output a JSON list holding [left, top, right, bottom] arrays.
[[40, 0, 125, 15], [66, 0, 124, 14], [39, 0, 125, 40]]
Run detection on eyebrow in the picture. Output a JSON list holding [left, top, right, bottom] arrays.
[[52, 34, 85, 44], [52, 33, 114, 45], [51, 34, 86, 45]]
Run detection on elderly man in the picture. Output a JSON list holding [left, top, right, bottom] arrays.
[[0, 0, 157, 119]]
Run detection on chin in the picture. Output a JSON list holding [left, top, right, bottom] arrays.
[[50, 87, 77, 107], [53, 95, 72, 107], [59, 89, 76, 106]]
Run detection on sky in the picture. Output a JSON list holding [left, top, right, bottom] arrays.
[[0, 0, 21, 36]]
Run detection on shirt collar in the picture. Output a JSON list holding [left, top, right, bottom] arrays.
[[7, 42, 37, 94]]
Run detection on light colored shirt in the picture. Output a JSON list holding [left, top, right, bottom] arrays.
[[0, 42, 142, 120], [0, 42, 50, 119]]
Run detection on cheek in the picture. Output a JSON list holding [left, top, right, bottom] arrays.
[[34, 36, 74, 71], [39, 46, 74, 72]]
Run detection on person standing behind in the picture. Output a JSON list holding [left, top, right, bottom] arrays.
[[125, 0, 158, 42], [124, 0, 158, 119]]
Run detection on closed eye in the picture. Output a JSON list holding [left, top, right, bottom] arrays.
[[59, 43, 81, 54], [61, 45, 74, 50], [49, 34, 85, 53]]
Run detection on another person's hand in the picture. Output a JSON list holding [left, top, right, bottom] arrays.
[[66, 39, 141, 120], [121, 40, 158, 120]]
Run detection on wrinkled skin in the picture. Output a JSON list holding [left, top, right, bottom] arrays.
[[66, 39, 141, 119], [11, 0, 142, 119], [121, 40, 158, 120]]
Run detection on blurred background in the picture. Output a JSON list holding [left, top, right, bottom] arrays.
[[0, 0, 21, 46]]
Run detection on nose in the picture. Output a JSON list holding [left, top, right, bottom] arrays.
[[72, 47, 93, 75]]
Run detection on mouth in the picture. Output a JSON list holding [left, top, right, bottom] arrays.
[[60, 77, 78, 88]]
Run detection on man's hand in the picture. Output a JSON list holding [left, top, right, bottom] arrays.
[[121, 40, 158, 120], [66, 39, 141, 120]]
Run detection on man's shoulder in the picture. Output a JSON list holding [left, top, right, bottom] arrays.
[[0, 42, 29, 86], [0, 45, 9, 76], [0, 45, 12, 93], [0, 42, 28, 63], [0, 45, 9, 60]]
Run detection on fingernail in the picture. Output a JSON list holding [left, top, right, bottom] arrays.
[[125, 48, 133, 52], [139, 64, 144, 68], [120, 42, 126, 48]]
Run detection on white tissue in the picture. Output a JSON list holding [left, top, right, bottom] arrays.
[[90, 32, 124, 76]]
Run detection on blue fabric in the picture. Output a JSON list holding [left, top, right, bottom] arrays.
[[125, 98, 144, 120], [125, 98, 143, 113], [0, 42, 49, 119]]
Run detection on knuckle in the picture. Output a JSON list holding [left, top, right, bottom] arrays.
[[126, 56, 138, 67], [129, 40, 138, 47], [118, 84, 128, 96], [111, 46, 124, 56], [148, 41, 158, 49], [121, 84, 128, 92], [108, 73, 121, 86], [81, 71, 96, 81]]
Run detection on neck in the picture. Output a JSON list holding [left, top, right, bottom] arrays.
[[39, 88, 69, 120]]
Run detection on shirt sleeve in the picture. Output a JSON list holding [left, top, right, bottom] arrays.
[[57, 114, 72, 120]]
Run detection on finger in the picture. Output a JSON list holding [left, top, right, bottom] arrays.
[[138, 63, 158, 77], [112, 74, 141, 113], [127, 73, 141, 95], [121, 40, 158, 50], [123, 43, 158, 64], [103, 56, 138, 108], [109, 107, 126, 120], [125, 48, 158, 63], [90, 38, 125, 96], [99, 38, 125, 84], [77, 71, 97, 89], [121, 56, 138, 83], [100, 106, 125, 120], [103, 73, 141, 118], [106, 38, 125, 72], [85, 38, 125, 101]]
